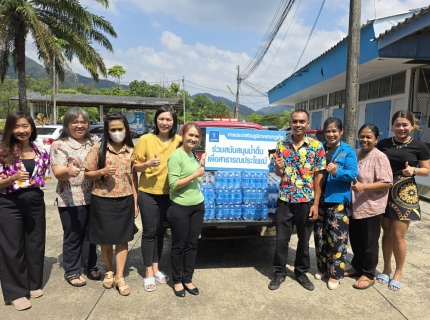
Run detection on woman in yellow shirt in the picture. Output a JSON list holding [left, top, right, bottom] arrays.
[[133, 105, 181, 292]]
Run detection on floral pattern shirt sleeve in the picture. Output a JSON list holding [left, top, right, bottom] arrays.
[[84, 143, 134, 198], [0, 143, 50, 195], [276, 134, 326, 203], [50, 136, 99, 207]]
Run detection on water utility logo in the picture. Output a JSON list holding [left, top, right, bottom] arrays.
[[209, 131, 219, 142]]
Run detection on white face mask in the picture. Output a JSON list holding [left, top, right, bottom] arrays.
[[109, 132, 126, 143]]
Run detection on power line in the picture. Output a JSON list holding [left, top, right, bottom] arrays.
[[292, 0, 326, 73], [255, 0, 302, 86], [185, 80, 231, 94], [241, 0, 296, 81]]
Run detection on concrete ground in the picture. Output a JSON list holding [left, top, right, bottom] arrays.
[[1, 177, 430, 320]]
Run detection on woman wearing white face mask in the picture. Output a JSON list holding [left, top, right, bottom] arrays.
[[84, 112, 139, 296]]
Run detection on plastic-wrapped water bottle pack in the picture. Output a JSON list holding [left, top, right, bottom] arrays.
[[200, 171, 281, 221]]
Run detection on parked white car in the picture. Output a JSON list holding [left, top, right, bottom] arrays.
[[35, 125, 63, 153]]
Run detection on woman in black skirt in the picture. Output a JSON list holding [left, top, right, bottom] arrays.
[[377, 110, 430, 291], [84, 112, 138, 296]]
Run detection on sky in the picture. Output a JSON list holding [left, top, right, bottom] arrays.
[[26, 0, 430, 111]]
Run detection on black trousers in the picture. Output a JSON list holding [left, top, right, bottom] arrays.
[[138, 192, 170, 267], [167, 201, 205, 284], [58, 205, 97, 276], [0, 188, 46, 301], [349, 214, 382, 280], [273, 200, 313, 277]]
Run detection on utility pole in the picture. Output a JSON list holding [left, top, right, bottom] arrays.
[[343, 0, 361, 147], [52, 55, 57, 125], [234, 65, 240, 119], [182, 76, 186, 124]]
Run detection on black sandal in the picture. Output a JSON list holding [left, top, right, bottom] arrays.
[[84, 267, 102, 281], [64, 273, 87, 287]]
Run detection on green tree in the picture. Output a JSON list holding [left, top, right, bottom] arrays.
[[0, 76, 19, 118], [76, 83, 95, 94], [0, 0, 117, 111], [198, 101, 231, 119], [108, 65, 126, 88], [247, 113, 263, 124]]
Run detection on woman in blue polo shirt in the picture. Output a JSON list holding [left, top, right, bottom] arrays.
[[313, 117, 358, 290]]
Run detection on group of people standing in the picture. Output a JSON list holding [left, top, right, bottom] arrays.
[[269, 109, 429, 293], [0, 106, 428, 311], [0, 105, 206, 311]]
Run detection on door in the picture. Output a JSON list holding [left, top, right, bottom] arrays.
[[333, 108, 345, 124], [365, 101, 391, 140], [311, 111, 322, 129]]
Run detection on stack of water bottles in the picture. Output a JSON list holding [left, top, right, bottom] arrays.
[[201, 172, 216, 220], [200, 170, 281, 221], [267, 172, 281, 213], [241, 172, 269, 220], [213, 171, 242, 220]]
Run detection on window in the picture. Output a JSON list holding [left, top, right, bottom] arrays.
[[368, 80, 380, 99], [392, 72, 406, 94], [379, 76, 391, 97], [359, 83, 369, 101], [335, 91, 343, 105], [329, 92, 335, 106], [37, 128, 57, 135]]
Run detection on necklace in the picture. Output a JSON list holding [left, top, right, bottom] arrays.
[[392, 137, 413, 149]]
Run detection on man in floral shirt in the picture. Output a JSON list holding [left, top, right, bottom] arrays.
[[268, 109, 325, 291]]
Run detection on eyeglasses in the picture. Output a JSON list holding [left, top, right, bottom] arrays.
[[70, 121, 88, 126]]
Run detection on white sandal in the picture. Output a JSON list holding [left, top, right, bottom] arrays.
[[154, 271, 170, 284], [143, 277, 156, 292]]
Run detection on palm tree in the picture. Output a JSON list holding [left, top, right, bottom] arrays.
[[0, 0, 117, 111]]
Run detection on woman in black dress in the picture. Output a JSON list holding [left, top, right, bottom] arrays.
[[377, 110, 430, 291]]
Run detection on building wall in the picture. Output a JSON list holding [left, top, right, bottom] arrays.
[[308, 69, 413, 140]]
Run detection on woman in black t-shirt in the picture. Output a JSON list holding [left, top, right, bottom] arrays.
[[377, 110, 430, 292]]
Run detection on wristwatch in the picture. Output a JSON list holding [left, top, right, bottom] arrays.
[[413, 167, 418, 176]]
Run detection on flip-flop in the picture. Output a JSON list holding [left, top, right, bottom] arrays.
[[376, 273, 390, 285], [352, 275, 375, 290], [388, 279, 402, 291], [154, 271, 170, 284]]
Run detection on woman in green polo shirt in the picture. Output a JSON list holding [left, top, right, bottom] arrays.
[[167, 122, 206, 297]]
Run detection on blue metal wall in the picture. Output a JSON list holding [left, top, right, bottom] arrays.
[[268, 25, 379, 104]]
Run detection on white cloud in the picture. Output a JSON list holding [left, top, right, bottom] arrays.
[[23, 0, 430, 110]]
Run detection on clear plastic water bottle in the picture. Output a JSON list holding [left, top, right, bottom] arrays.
[[249, 172, 256, 189], [250, 203, 256, 220], [227, 172, 233, 188], [234, 171, 241, 188], [242, 203, 251, 220], [261, 205, 268, 220], [242, 172, 249, 188], [233, 188, 241, 204], [234, 204, 242, 219], [269, 158, 275, 172], [228, 204, 235, 220], [262, 173, 268, 189], [251, 189, 257, 203], [215, 204, 224, 220]]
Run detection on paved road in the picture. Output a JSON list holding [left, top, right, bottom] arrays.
[[1, 177, 430, 320]]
